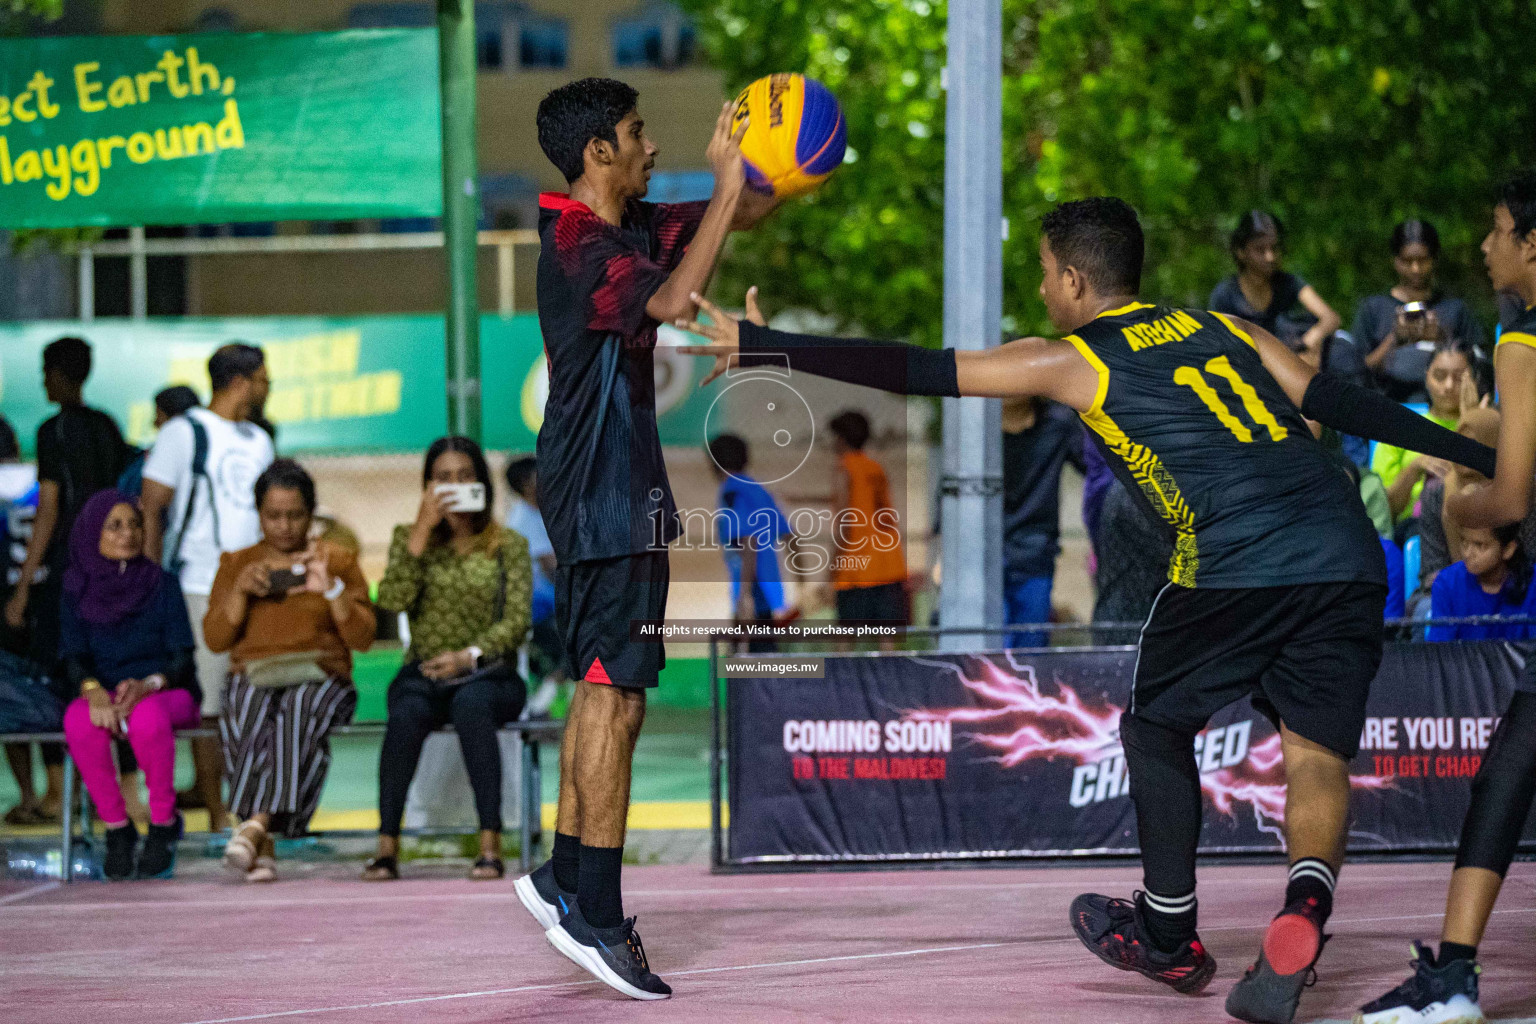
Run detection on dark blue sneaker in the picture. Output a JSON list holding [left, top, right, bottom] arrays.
[[136, 813, 184, 879], [1355, 941, 1484, 1024], [103, 821, 139, 881], [515, 859, 575, 931], [546, 902, 671, 1000]]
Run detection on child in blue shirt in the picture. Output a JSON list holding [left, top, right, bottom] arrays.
[[707, 434, 793, 626], [1427, 522, 1536, 640]]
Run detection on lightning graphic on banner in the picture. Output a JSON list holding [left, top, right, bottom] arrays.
[[903, 658, 1391, 838]]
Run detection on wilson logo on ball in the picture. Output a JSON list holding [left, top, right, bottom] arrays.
[[731, 73, 846, 199]]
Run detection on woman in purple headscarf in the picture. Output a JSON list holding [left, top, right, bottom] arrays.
[[60, 489, 200, 880]]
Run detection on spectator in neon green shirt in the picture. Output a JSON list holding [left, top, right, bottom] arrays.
[[1372, 341, 1472, 520]]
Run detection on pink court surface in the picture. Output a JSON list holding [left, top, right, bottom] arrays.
[[4, 860, 1535, 1024]]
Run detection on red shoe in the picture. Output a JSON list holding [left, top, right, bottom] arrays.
[[1262, 896, 1326, 976]]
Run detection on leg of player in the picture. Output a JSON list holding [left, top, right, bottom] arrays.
[[1227, 725, 1348, 1024], [544, 682, 671, 1000], [1071, 710, 1217, 995], [1357, 690, 1536, 1024], [515, 682, 584, 930]]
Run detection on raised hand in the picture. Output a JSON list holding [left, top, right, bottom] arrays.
[[706, 100, 749, 194]]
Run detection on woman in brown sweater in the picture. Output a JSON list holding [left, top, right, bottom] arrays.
[[206, 459, 374, 882]]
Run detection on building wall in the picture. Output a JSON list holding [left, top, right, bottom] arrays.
[[96, 0, 725, 316]]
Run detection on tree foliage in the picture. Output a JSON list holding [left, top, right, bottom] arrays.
[[677, 0, 1536, 345]]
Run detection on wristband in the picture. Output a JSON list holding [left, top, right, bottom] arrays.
[[323, 577, 346, 601]]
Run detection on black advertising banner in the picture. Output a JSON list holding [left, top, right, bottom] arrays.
[[725, 642, 1536, 864]]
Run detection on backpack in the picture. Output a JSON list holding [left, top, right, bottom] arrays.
[[163, 415, 214, 576]]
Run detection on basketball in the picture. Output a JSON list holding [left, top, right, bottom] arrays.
[[730, 73, 847, 199]]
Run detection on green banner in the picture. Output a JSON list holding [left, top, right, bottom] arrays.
[[0, 315, 709, 456], [0, 30, 442, 228]]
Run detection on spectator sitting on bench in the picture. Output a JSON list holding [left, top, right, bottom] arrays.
[[60, 489, 201, 880], [364, 437, 531, 882], [208, 459, 374, 883]]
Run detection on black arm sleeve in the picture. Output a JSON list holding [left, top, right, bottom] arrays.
[[1301, 373, 1497, 477], [738, 321, 960, 397]]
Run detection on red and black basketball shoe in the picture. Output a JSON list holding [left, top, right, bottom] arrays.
[[1225, 897, 1330, 1024], [1070, 891, 1217, 994]]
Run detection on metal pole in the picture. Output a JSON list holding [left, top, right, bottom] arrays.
[[438, 0, 482, 440], [938, 0, 1004, 650], [497, 240, 514, 316], [77, 247, 94, 321], [128, 226, 147, 321]]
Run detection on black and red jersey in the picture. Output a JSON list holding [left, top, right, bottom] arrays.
[[535, 192, 708, 564]]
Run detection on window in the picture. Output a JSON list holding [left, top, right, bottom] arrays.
[[348, 2, 567, 71], [613, 2, 696, 70]]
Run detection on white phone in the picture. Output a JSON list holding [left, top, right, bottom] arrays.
[[435, 482, 486, 513]]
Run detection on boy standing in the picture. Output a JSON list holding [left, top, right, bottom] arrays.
[[513, 78, 773, 999]]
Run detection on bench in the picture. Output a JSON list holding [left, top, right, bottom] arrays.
[[0, 718, 565, 881]]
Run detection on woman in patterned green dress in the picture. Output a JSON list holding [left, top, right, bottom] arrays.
[[363, 437, 532, 880]]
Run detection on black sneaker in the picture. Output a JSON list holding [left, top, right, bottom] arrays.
[[546, 902, 671, 1000], [515, 859, 576, 931], [136, 814, 184, 879], [103, 821, 139, 881], [1070, 892, 1216, 994], [1226, 898, 1329, 1024], [1354, 941, 1484, 1024]]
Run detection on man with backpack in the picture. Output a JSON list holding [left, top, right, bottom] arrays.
[[142, 344, 273, 830]]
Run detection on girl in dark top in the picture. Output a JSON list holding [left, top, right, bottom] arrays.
[[1354, 219, 1487, 401], [60, 489, 200, 880], [1209, 210, 1341, 365]]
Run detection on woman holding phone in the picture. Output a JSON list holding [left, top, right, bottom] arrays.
[[207, 459, 374, 882], [1354, 219, 1486, 401], [364, 436, 531, 881]]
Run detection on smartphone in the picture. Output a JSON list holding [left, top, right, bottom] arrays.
[[435, 482, 487, 513], [1402, 300, 1428, 321], [267, 564, 307, 595]]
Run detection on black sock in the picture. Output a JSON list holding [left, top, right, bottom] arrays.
[[1285, 858, 1335, 921], [1438, 941, 1477, 965], [551, 832, 580, 893], [577, 844, 625, 929], [1141, 890, 1198, 953]]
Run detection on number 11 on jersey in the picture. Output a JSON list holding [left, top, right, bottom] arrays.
[[1173, 356, 1288, 443]]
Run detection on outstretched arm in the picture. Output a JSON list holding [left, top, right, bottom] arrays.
[[675, 290, 1099, 410], [1234, 314, 1497, 478]]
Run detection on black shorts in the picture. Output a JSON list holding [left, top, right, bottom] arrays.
[[554, 551, 669, 690], [835, 582, 907, 626], [1132, 581, 1385, 758]]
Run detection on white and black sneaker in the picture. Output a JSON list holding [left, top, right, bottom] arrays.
[[546, 902, 671, 1000], [514, 859, 576, 931], [1355, 941, 1484, 1024]]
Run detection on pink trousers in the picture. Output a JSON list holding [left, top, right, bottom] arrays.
[[63, 688, 200, 826]]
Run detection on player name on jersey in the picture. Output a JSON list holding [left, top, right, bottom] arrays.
[[1121, 310, 1202, 352]]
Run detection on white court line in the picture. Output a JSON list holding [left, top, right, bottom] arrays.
[[4, 869, 1497, 914], [177, 943, 1013, 1024], [168, 906, 1536, 1024], [0, 881, 59, 905]]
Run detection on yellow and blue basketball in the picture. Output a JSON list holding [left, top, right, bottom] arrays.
[[731, 73, 846, 199]]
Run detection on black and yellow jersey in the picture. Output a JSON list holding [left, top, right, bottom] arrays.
[[1496, 302, 1536, 351], [1066, 302, 1385, 589]]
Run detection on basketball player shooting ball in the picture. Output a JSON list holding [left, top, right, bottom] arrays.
[[515, 73, 842, 1000], [678, 198, 1497, 1024]]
